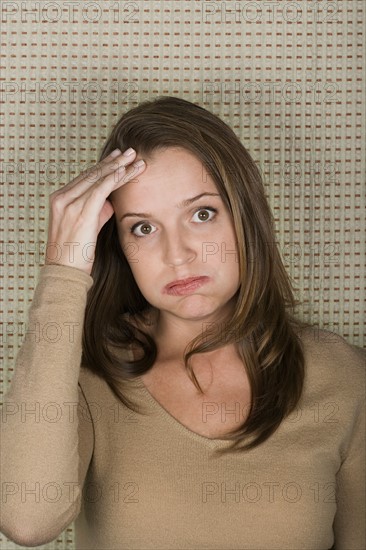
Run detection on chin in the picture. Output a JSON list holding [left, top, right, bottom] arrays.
[[165, 296, 224, 322]]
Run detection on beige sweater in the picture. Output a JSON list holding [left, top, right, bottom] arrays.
[[0, 265, 365, 549]]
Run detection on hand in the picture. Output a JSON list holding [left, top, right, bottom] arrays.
[[45, 148, 146, 274]]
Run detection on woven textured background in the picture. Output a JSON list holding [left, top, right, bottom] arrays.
[[1, 0, 365, 547]]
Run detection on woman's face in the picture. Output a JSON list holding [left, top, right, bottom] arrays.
[[111, 147, 240, 323]]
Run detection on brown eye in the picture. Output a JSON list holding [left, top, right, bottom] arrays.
[[198, 210, 209, 221], [130, 222, 157, 237], [192, 208, 217, 223]]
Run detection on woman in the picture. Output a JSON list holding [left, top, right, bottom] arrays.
[[0, 97, 364, 549]]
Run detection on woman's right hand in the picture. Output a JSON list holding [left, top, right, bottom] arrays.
[[45, 147, 146, 275]]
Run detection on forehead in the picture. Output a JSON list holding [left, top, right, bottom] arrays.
[[111, 147, 219, 207]]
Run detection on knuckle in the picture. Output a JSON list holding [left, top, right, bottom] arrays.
[[89, 186, 105, 199], [49, 192, 66, 211], [112, 158, 126, 169], [64, 199, 81, 217], [84, 165, 102, 183], [49, 189, 61, 201]]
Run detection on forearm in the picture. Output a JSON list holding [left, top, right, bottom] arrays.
[[0, 265, 94, 545]]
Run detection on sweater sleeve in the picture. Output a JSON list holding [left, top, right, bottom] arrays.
[[333, 343, 366, 550], [0, 265, 95, 547]]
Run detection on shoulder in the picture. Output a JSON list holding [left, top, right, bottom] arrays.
[[297, 326, 365, 373], [78, 365, 107, 390], [78, 344, 134, 401], [296, 325, 365, 402]]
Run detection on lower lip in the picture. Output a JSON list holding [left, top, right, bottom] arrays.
[[164, 277, 210, 296]]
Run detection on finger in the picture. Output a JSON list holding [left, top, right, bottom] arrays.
[[53, 149, 122, 193], [73, 148, 137, 188], [110, 159, 147, 190], [53, 148, 137, 199], [98, 199, 115, 232], [80, 159, 146, 221]]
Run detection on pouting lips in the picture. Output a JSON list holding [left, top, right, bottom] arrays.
[[163, 276, 210, 296]]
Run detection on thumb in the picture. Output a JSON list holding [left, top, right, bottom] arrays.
[[98, 199, 115, 232]]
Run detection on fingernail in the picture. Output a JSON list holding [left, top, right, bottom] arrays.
[[110, 148, 121, 157], [123, 147, 135, 157], [134, 160, 145, 167]]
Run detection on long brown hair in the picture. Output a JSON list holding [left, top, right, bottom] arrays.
[[81, 96, 312, 456]]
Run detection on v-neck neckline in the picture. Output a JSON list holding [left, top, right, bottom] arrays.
[[133, 375, 236, 450]]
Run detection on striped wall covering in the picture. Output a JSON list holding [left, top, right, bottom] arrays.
[[1, 1, 364, 547]]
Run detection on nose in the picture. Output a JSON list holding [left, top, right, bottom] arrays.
[[162, 227, 197, 267]]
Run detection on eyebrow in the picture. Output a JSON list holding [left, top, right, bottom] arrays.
[[119, 192, 221, 222]]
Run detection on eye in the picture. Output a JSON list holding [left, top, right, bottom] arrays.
[[192, 207, 217, 223], [130, 221, 157, 237]]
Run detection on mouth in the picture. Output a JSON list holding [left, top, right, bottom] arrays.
[[163, 276, 210, 296]]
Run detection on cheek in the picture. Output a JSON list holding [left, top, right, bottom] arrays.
[[122, 237, 154, 273], [203, 228, 239, 266], [123, 241, 141, 268]]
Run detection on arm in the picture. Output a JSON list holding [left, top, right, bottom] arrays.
[[0, 265, 94, 546], [1, 146, 146, 546], [333, 345, 366, 550]]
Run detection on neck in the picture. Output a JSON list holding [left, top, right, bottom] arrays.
[[148, 303, 236, 363]]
